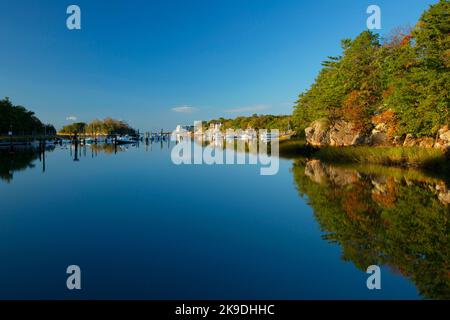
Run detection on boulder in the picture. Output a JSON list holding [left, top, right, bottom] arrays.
[[439, 125, 450, 141], [305, 119, 330, 147], [418, 137, 435, 148], [403, 134, 417, 147], [329, 120, 366, 146], [435, 126, 450, 150], [392, 136, 404, 146], [370, 123, 389, 146]]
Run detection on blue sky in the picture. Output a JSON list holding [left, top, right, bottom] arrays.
[[0, 0, 437, 131]]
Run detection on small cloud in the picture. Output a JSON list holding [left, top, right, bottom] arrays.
[[225, 104, 270, 114], [66, 115, 77, 121], [171, 105, 198, 113]]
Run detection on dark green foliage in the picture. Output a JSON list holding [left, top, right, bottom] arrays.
[[0, 97, 55, 136]]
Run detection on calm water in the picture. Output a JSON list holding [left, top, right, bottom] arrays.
[[0, 141, 448, 299]]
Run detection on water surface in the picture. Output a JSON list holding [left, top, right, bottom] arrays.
[[0, 142, 448, 299]]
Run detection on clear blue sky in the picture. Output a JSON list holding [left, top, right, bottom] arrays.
[[0, 0, 437, 131]]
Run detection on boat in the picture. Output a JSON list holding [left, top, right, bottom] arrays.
[[84, 138, 95, 145], [260, 132, 279, 142], [116, 136, 135, 144], [239, 130, 257, 140]]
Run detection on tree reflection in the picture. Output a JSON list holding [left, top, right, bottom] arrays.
[[0, 143, 136, 182], [0, 147, 53, 183], [292, 159, 450, 299]]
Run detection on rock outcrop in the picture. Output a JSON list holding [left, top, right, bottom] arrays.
[[403, 134, 417, 147], [305, 119, 330, 147], [370, 123, 389, 146], [305, 120, 367, 147], [435, 126, 450, 151], [304, 117, 450, 150], [329, 121, 367, 147]]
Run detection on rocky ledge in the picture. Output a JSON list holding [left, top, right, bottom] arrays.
[[305, 119, 450, 150]]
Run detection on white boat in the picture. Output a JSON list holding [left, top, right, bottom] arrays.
[[116, 136, 135, 144], [260, 132, 279, 142], [239, 132, 257, 140]]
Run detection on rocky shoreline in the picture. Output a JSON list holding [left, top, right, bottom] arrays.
[[305, 117, 450, 150]]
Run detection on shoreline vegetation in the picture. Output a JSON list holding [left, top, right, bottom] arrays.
[[292, 0, 449, 149], [279, 139, 450, 181]]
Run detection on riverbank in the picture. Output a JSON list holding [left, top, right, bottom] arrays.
[[279, 139, 450, 179], [0, 135, 59, 146]]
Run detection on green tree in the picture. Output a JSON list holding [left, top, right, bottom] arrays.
[[293, 1, 450, 138], [383, 0, 450, 136], [0, 97, 50, 135]]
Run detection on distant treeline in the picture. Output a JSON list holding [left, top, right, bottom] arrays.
[[0, 97, 56, 136], [293, 0, 449, 137], [207, 114, 293, 131], [59, 118, 136, 136]]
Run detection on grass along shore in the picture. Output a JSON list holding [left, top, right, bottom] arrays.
[[279, 139, 449, 177]]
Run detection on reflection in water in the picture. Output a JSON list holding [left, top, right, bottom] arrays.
[[1, 144, 449, 299], [0, 146, 55, 183], [0, 139, 170, 183], [292, 159, 450, 299], [0, 144, 117, 181]]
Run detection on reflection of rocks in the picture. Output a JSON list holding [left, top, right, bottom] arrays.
[[371, 176, 399, 209], [305, 160, 328, 184], [304, 160, 449, 206], [294, 159, 450, 300], [436, 182, 450, 205], [371, 176, 388, 194], [305, 160, 359, 186]]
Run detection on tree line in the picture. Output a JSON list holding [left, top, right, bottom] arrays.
[[0, 97, 56, 136], [207, 114, 293, 131], [59, 118, 136, 136], [292, 0, 449, 138]]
